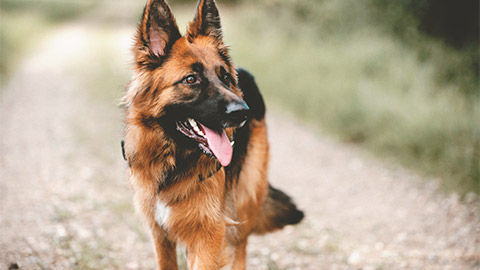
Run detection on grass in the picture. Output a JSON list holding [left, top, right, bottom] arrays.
[[0, 0, 97, 86], [220, 0, 479, 195]]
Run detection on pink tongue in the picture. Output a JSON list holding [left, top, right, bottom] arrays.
[[199, 123, 232, 167]]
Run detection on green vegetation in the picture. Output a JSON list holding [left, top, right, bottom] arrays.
[[0, 0, 96, 85], [221, 0, 479, 195]]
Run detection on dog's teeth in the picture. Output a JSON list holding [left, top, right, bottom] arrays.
[[230, 141, 235, 146], [239, 120, 247, 128], [193, 125, 202, 134], [188, 118, 197, 128], [187, 118, 206, 137]]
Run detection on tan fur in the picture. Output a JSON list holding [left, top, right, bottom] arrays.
[[126, 118, 269, 269], [123, 1, 301, 269]]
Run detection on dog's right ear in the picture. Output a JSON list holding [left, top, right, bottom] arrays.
[[135, 0, 181, 68]]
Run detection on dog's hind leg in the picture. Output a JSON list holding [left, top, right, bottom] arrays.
[[150, 224, 178, 270]]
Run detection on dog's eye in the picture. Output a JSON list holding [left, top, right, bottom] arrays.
[[222, 73, 230, 84], [184, 75, 198, 85]]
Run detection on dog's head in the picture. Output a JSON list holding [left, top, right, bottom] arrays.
[[126, 0, 248, 167]]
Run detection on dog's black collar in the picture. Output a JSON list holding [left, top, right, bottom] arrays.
[[198, 163, 222, 181], [122, 140, 223, 190], [121, 140, 127, 161], [159, 162, 222, 192]]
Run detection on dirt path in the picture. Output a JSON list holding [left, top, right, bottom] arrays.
[[1, 3, 479, 270]]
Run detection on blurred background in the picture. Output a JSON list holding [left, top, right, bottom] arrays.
[[1, 0, 478, 269], [2, 0, 478, 194]]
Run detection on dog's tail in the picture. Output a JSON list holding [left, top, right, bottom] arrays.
[[253, 185, 304, 234]]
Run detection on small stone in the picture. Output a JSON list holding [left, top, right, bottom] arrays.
[[56, 224, 67, 238], [8, 263, 19, 270], [347, 250, 362, 265], [428, 252, 439, 262]]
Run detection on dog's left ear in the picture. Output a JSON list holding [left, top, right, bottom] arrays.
[[135, 0, 181, 68], [187, 0, 223, 41]]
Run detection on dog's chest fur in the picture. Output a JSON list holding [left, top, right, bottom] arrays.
[[154, 199, 171, 227]]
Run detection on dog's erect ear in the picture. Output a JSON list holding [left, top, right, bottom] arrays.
[[187, 0, 223, 41], [136, 0, 181, 65]]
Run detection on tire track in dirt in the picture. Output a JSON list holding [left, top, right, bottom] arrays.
[[0, 24, 92, 269], [1, 3, 479, 270]]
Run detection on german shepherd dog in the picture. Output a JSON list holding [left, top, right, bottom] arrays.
[[122, 0, 303, 268]]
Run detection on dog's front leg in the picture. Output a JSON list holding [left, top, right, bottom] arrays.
[[151, 223, 178, 270], [230, 240, 248, 270], [186, 223, 227, 270]]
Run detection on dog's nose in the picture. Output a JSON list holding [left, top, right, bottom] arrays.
[[224, 100, 249, 127]]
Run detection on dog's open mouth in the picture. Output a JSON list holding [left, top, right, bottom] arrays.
[[176, 118, 234, 167]]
